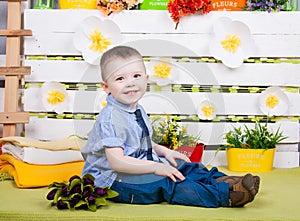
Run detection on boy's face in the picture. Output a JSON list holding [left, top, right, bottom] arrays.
[[101, 57, 148, 108]]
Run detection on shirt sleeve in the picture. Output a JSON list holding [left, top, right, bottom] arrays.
[[100, 121, 126, 148]]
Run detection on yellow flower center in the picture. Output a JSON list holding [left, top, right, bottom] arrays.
[[266, 94, 279, 109], [201, 105, 215, 117], [153, 62, 171, 78], [47, 90, 65, 105], [89, 29, 111, 54], [101, 101, 107, 108], [221, 34, 241, 53]]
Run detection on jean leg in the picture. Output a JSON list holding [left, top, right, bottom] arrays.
[[168, 162, 229, 207], [178, 162, 227, 184], [110, 162, 229, 207], [110, 173, 175, 204], [168, 177, 229, 207]]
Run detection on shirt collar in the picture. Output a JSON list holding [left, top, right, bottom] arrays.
[[106, 94, 141, 113]]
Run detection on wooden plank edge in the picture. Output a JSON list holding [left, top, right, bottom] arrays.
[[0, 66, 31, 75], [0, 112, 30, 124], [0, 29, 32, 37]]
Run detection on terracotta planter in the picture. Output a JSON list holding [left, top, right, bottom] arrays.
[[177, 143, 205, 163], [226, 148, 276, 172]]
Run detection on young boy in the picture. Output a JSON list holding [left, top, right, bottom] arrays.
[[81, 46, 260, 208]]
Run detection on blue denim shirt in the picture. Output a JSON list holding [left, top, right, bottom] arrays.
[[81, 94, 165, 187]]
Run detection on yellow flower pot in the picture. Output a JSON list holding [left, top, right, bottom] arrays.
[[226, 148, 276, 172], [59, 0, 97, 9]]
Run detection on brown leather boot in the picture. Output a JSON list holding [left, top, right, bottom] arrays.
[[216, 174, 260, 195], [253, 176, 260, 195], [228, 173, 256, 207], [216, 175, 242, 189]]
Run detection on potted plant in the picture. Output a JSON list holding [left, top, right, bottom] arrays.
[[151, 116, 204, 162], [219, 120, 288, 172]]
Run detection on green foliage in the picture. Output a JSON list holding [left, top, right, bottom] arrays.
[[220, 120, 288, 150], [151, 116, 201, 150]]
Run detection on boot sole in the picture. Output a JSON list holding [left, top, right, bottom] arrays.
[[253, 176, 260, 195], [242, 173, 256, 202]]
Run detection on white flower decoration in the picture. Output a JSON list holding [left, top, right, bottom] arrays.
[[259, 87, 289, 116], [209, 17, 256, 68], [197, 100, 216, 120], [147, 59, 178, 86], [41, 81, 69, 114], [73, 16, 122, 65]]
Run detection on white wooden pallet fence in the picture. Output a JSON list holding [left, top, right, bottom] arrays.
[[22, 10, 300, 168]]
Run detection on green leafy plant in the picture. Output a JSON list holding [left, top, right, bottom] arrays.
[[151, 116, 201, 150], [46, 174, 118, 212], [220, 120, 288, 150]]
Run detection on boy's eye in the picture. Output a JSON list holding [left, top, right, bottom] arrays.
[[133, 73, 142, 78], [115, 77, 124, 81]]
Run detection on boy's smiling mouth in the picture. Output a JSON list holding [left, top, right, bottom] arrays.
[[124, 90, 138, 96]]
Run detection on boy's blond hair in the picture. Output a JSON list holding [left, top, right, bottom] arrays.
[[100, 46, 145, 81]]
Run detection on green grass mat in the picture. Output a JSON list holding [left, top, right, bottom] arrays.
[[1, 166, 300, 221]]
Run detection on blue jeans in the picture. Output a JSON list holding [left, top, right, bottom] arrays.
[[110, 161, 229, 208]]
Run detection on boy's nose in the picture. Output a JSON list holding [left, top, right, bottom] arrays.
[[126, 79, 136, 87]]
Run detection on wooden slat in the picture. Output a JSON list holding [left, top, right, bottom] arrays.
[[23, 10, 300, 57], [0, 29, 32, 37], [23, 89, 300, 116], [25, 118, 93, 140], [3, 0, 22, 136], [24, 32, 300, 57], [24, 60, 300, 86], [0, 112, 29, 124], [24, 117, 299, 144], [24, 10, 300, 34], [0, 89, 4, 112], [0, 66, 31, 75]]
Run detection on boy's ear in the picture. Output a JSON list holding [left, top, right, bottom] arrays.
[[101, 82, 110, 94]]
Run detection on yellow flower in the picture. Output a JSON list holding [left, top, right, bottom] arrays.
[[89, 29, 111, 54], [73, 16, 122, 65], [172, 137, 178, 149], [101, 101, 107, 108], [221, 34, 241, 53], [41, 81, 69, 114], [152, 116, 200, 150], [47, 90, 65, 105], [201, 105, 215, 118], [153, 62, 171, 78], [266, 94, 279, 109], [163, 134, 168, 142]]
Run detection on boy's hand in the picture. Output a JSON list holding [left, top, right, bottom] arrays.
[[153, 163, 185, 182], [165, 150, 191, 167]]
